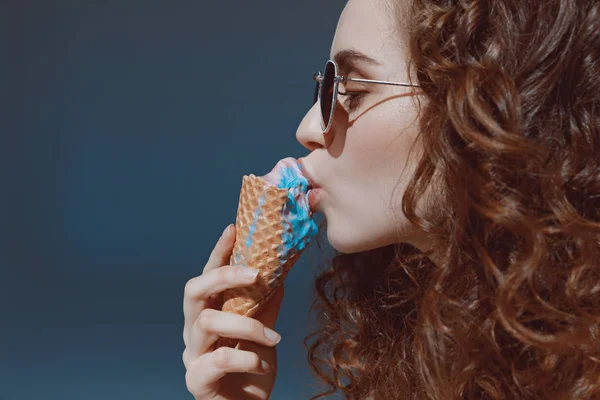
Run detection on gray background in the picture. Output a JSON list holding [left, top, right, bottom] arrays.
[[2, 0, 346, 398]]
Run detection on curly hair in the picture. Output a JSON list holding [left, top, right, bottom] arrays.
[[303, 0, 600, 398]]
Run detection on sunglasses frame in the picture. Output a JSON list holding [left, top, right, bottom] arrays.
[[313, 59, 422, 133]]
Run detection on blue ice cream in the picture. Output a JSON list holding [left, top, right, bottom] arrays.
[[263, 157, 318, 255], [222, 157, 321, 318], [238, 157, 319, 268]]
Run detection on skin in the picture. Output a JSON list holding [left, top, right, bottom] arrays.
[[182, 0, 438, 398], [297, 0, 437, 256], [183, 224, 284, 399]]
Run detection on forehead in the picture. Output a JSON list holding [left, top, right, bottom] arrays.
[[330, 0, 400, 61]]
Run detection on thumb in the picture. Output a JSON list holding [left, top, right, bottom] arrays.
[[256, 283, 285, 329]]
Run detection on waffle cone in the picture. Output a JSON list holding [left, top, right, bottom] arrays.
[[221, 174, 305, 318]]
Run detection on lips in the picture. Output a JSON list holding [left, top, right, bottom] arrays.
[[298, 158, 321, 190]]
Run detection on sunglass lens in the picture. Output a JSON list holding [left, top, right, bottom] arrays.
[[320, 62, 335, 130]]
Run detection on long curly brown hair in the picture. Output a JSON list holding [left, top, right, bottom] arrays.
[[303, 0, 600, 398]]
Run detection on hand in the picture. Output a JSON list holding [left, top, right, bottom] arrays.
[[183, 224, 285, 400]]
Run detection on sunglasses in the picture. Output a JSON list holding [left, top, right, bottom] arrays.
[[313, 59, 422, 133]]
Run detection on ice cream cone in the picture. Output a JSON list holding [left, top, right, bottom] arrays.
[[221, 158, 318, 320]]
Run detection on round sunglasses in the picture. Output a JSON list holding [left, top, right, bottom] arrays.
[[313, 59, 422, 133]]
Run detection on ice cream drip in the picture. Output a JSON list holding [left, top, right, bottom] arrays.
[[246, 157, 318, 256], [234, 157, 318, 268], [262, 157, 317, 256], [222, 157, 319, 318]]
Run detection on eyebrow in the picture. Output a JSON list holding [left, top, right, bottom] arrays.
[[332, 49, 382, 75]]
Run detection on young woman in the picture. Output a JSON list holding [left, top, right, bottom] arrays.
[[183, 0, 600, 398]]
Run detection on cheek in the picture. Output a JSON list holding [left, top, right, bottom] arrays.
[[346, 103, 420, 194], [325, 102, 423, 253]]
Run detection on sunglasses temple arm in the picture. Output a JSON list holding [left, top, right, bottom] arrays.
[[345, 77, 420, 87]]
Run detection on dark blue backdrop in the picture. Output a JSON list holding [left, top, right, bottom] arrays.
[[3, 1, 345, 398]]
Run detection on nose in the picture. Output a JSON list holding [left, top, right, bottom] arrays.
[[295, 102, 325, 151]]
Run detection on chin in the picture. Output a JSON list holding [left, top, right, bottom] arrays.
[[325, 219, 393, 254], [327, 232, 362, 254]]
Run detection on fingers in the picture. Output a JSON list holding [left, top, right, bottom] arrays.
[[183, 264, 259, 346], [188, 308, 281, 357], [186, 264, 259, 302], [183, 223, 279, 399], [183, 223, 237, 337], [204, 223, 236, 274], [185, 347, 270, 397]]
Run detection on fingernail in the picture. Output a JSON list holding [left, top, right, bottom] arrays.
[[264, 327, 281, 344], [261, 360, 270, 373], [240, 268, 259, 281], [222, 224, 233, 238]]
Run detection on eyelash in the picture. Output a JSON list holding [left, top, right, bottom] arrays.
[[338, 90, 366, 111]]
